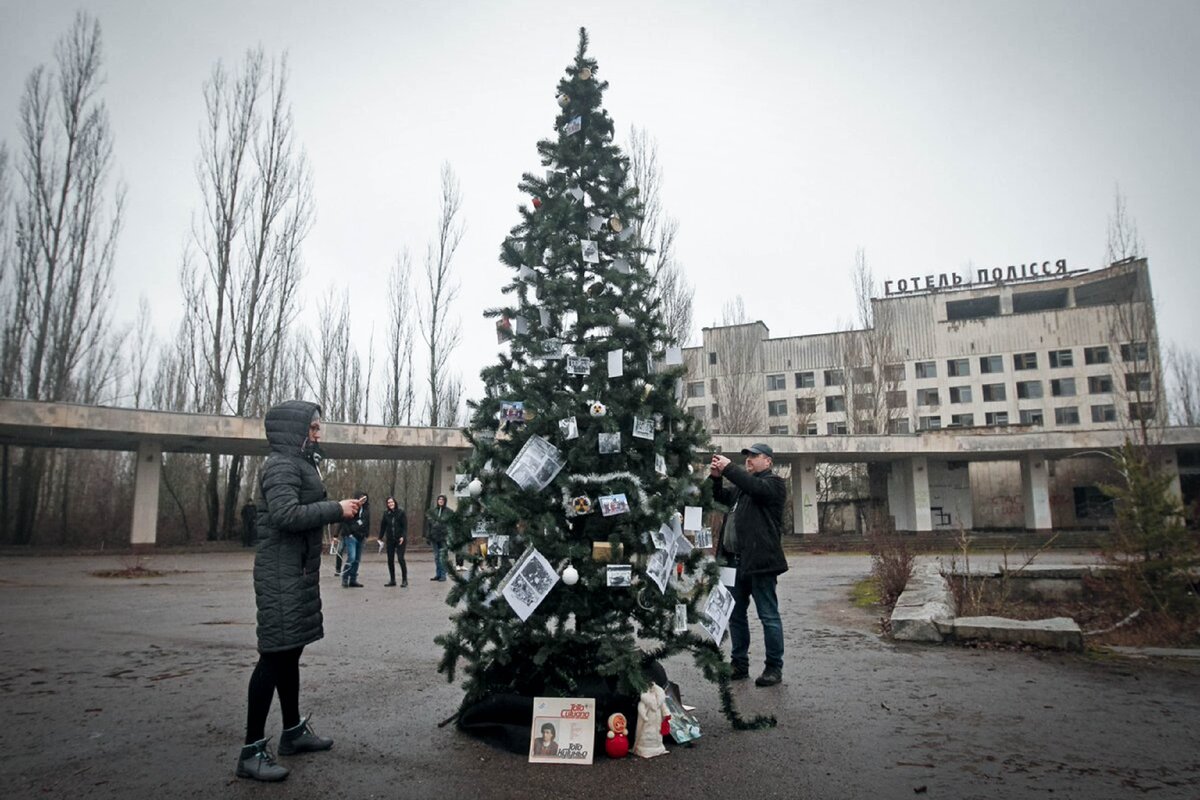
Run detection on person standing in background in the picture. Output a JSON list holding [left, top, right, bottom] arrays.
[[427, 494, 450, 582], [339, 491, 369, 588], [378, 496, 408, 587]]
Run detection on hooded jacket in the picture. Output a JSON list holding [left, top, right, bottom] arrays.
[[253, 400, 344, 653], [339, 490, 370, 542], [712, 464, 789, 578]]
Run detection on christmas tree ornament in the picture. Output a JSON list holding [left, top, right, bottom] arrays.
[[609, 214, 623, 232], [531, 197, 543, 210], [605, 713, 629, 758], [564, 116, 582, 136], [617, 225, 635, 242], [562, 564, 580, 585], [616, 312, 634, 328], [578, 66, 592, 80], [586, 281, 605, 297], [581, 239, 600, 264], [613, 257, 631, 274], [589, 400, 607, 417], [468, 478, 483, 497], [567, 185, 585, 201], [570, 495, 594, 515], [588, 214, 604, 232], [634, 683, 668, 758], [557, 92, 570, 107]]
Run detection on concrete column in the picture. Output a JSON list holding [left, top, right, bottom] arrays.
[[131, 441, 162, 549], [1160, 450, 1184, 507], [431, 454, 458, 508], [910, 456, 933, 532], [790, 456, 819, 534], [1020, 454, 1053, 532], [886, 461, 914, 532]]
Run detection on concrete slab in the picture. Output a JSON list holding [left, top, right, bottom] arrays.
[[952, 616, 1084, 651]]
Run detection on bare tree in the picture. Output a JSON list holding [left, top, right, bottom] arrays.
[[127, 296, 155, 408], [3, 13, 124, 543], [627, 126, 694, 346], [704, 296, 765, 435], [383, 250, 417, 427], [182, 48, 312, 539], [1104, 185, 1146, 265], [838, 249, 904, 435], [418, 162, 464, 428], [1165, 344, 1199, 427]]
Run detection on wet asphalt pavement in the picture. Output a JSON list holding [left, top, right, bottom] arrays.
[[0, 550, 1197, 799]]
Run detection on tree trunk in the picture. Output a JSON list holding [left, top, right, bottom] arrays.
[[206, 453, 221, 540], [222, 454, 244, 539], [13, 449, 45, 545]]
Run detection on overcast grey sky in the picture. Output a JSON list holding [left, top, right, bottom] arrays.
[[3, 0, 1198, 417]]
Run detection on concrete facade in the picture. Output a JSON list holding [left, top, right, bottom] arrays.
[[690, 259, 1200, 533]]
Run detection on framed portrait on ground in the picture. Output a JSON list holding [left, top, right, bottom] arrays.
[[529, 697, 595, 764]]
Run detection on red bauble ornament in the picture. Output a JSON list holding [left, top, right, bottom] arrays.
[[605, 731, 630, 758], [661, 715, 672, 736], [532, 197, 543, 210]]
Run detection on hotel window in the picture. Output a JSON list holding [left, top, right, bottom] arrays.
[[802, 422, 819, 436], [947, 358, 970, 377], [710, 378, 719, 393], [711, 403, 720, 419], [1048, 349, 1074, 368], [949, 386, 972, 404], [795, 371, 815, 389], [979, 355, 1003, 374], [796, 397, 816, 414], [950, 413, 975, 427], [985, 411, 1009, 426], [889, 418, 911, 434], [707, 352, 717, 365], [1054, 406, 1080, 425], [1091, 404, 1116, 423], [917, 415, 942, 430], [916, 388, 940, 406], [886, 390, 907, 409], [1013, 352, 1038, 370], [883, 363, 906, 382], [766, 373, 786, 391], [824, 369, 844, 386], [982, 383, 1007, 402], [825, 395, 846, 413], [768, 425, 788, 435], [1125, 372, 1152, 392], [1019, 408, 1044, 426], [767, 400, 788, 417], [852, 367, 874, 384], [826, 421, 848, 435], [1016, 380, 1043, 399], [915, 361, 937, 379], [686, 381, 705, 398], [1050, 378, 1076, 397], [1084, 346, 1110, 365], [852, 393, 875, 410], [1088, 375, 1113, 394], [1129, 402, 1156, 421], [1120, 341, 1149, 362]]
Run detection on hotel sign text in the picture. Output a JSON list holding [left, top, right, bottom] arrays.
[[884, 258, 1069, 296]]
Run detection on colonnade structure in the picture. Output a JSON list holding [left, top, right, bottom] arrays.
[[2, 399, 1199, 544], [712, 426, 1200, 534], [0, 399, 471, 547]]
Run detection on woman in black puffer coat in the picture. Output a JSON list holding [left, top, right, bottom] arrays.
[[236, 401, 362, 782]]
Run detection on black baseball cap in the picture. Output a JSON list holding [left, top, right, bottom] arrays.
[[741, 443, 774, 457]]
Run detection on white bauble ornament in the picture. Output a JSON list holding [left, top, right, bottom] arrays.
[[578, 67, 592, 80], [590, 401, 607, 417], [557, 93, 570, 107], [563, 565, 580, 585], [468, 478, 483, 497], [616, 313, 634, 328]]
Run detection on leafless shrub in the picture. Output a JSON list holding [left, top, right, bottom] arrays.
[[866, 512, 914, 609]]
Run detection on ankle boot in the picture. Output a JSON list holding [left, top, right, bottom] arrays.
[[236, 737, 289, 781], [278, 714, 334, 755]]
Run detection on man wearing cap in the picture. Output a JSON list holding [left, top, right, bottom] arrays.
[[710, 443, 788, 687]]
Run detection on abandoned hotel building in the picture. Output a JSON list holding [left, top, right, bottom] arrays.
[[686, 258, 1200, 535]]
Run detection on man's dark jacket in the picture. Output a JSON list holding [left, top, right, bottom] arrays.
[[253, 400, 343, 653], [340, 492, 370, 542], [712, 464, 789, 577]]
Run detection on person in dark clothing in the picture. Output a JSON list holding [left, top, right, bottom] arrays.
[[378, 496, 408, 587], [237, 401, 362, 782], [710, 443, 789, 688], [240, 501, 257, 547], [427, 494, 450, 581], [339, 491, 369, 588]]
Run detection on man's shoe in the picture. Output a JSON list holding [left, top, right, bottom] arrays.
[[385, 581, 397, 586], [437, 577, 447, 582], [278, 715, 334, 755], [755, 668, 782, 687], [349, 582, 364, 588], [236, 737, 289, 781], [731, 665, 750, 681], [430, 576, 439, 581], [400, 581, 408, 587]]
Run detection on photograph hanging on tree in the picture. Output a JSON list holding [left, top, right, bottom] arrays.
[[566, 355, 592, 376], [501, 547, 559, 621], [505, 434, 566, 491], [606, 564, 632, 587], [598, 432, 621, 454], [700, 583, 735, 644], [558, 416, 579, 440]]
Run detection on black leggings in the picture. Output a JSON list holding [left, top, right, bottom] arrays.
[[245, 646, 304, 744], [386, 540, 408, 583]]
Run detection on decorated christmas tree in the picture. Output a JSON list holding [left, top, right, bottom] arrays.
[[437, 29, 772, 741]]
